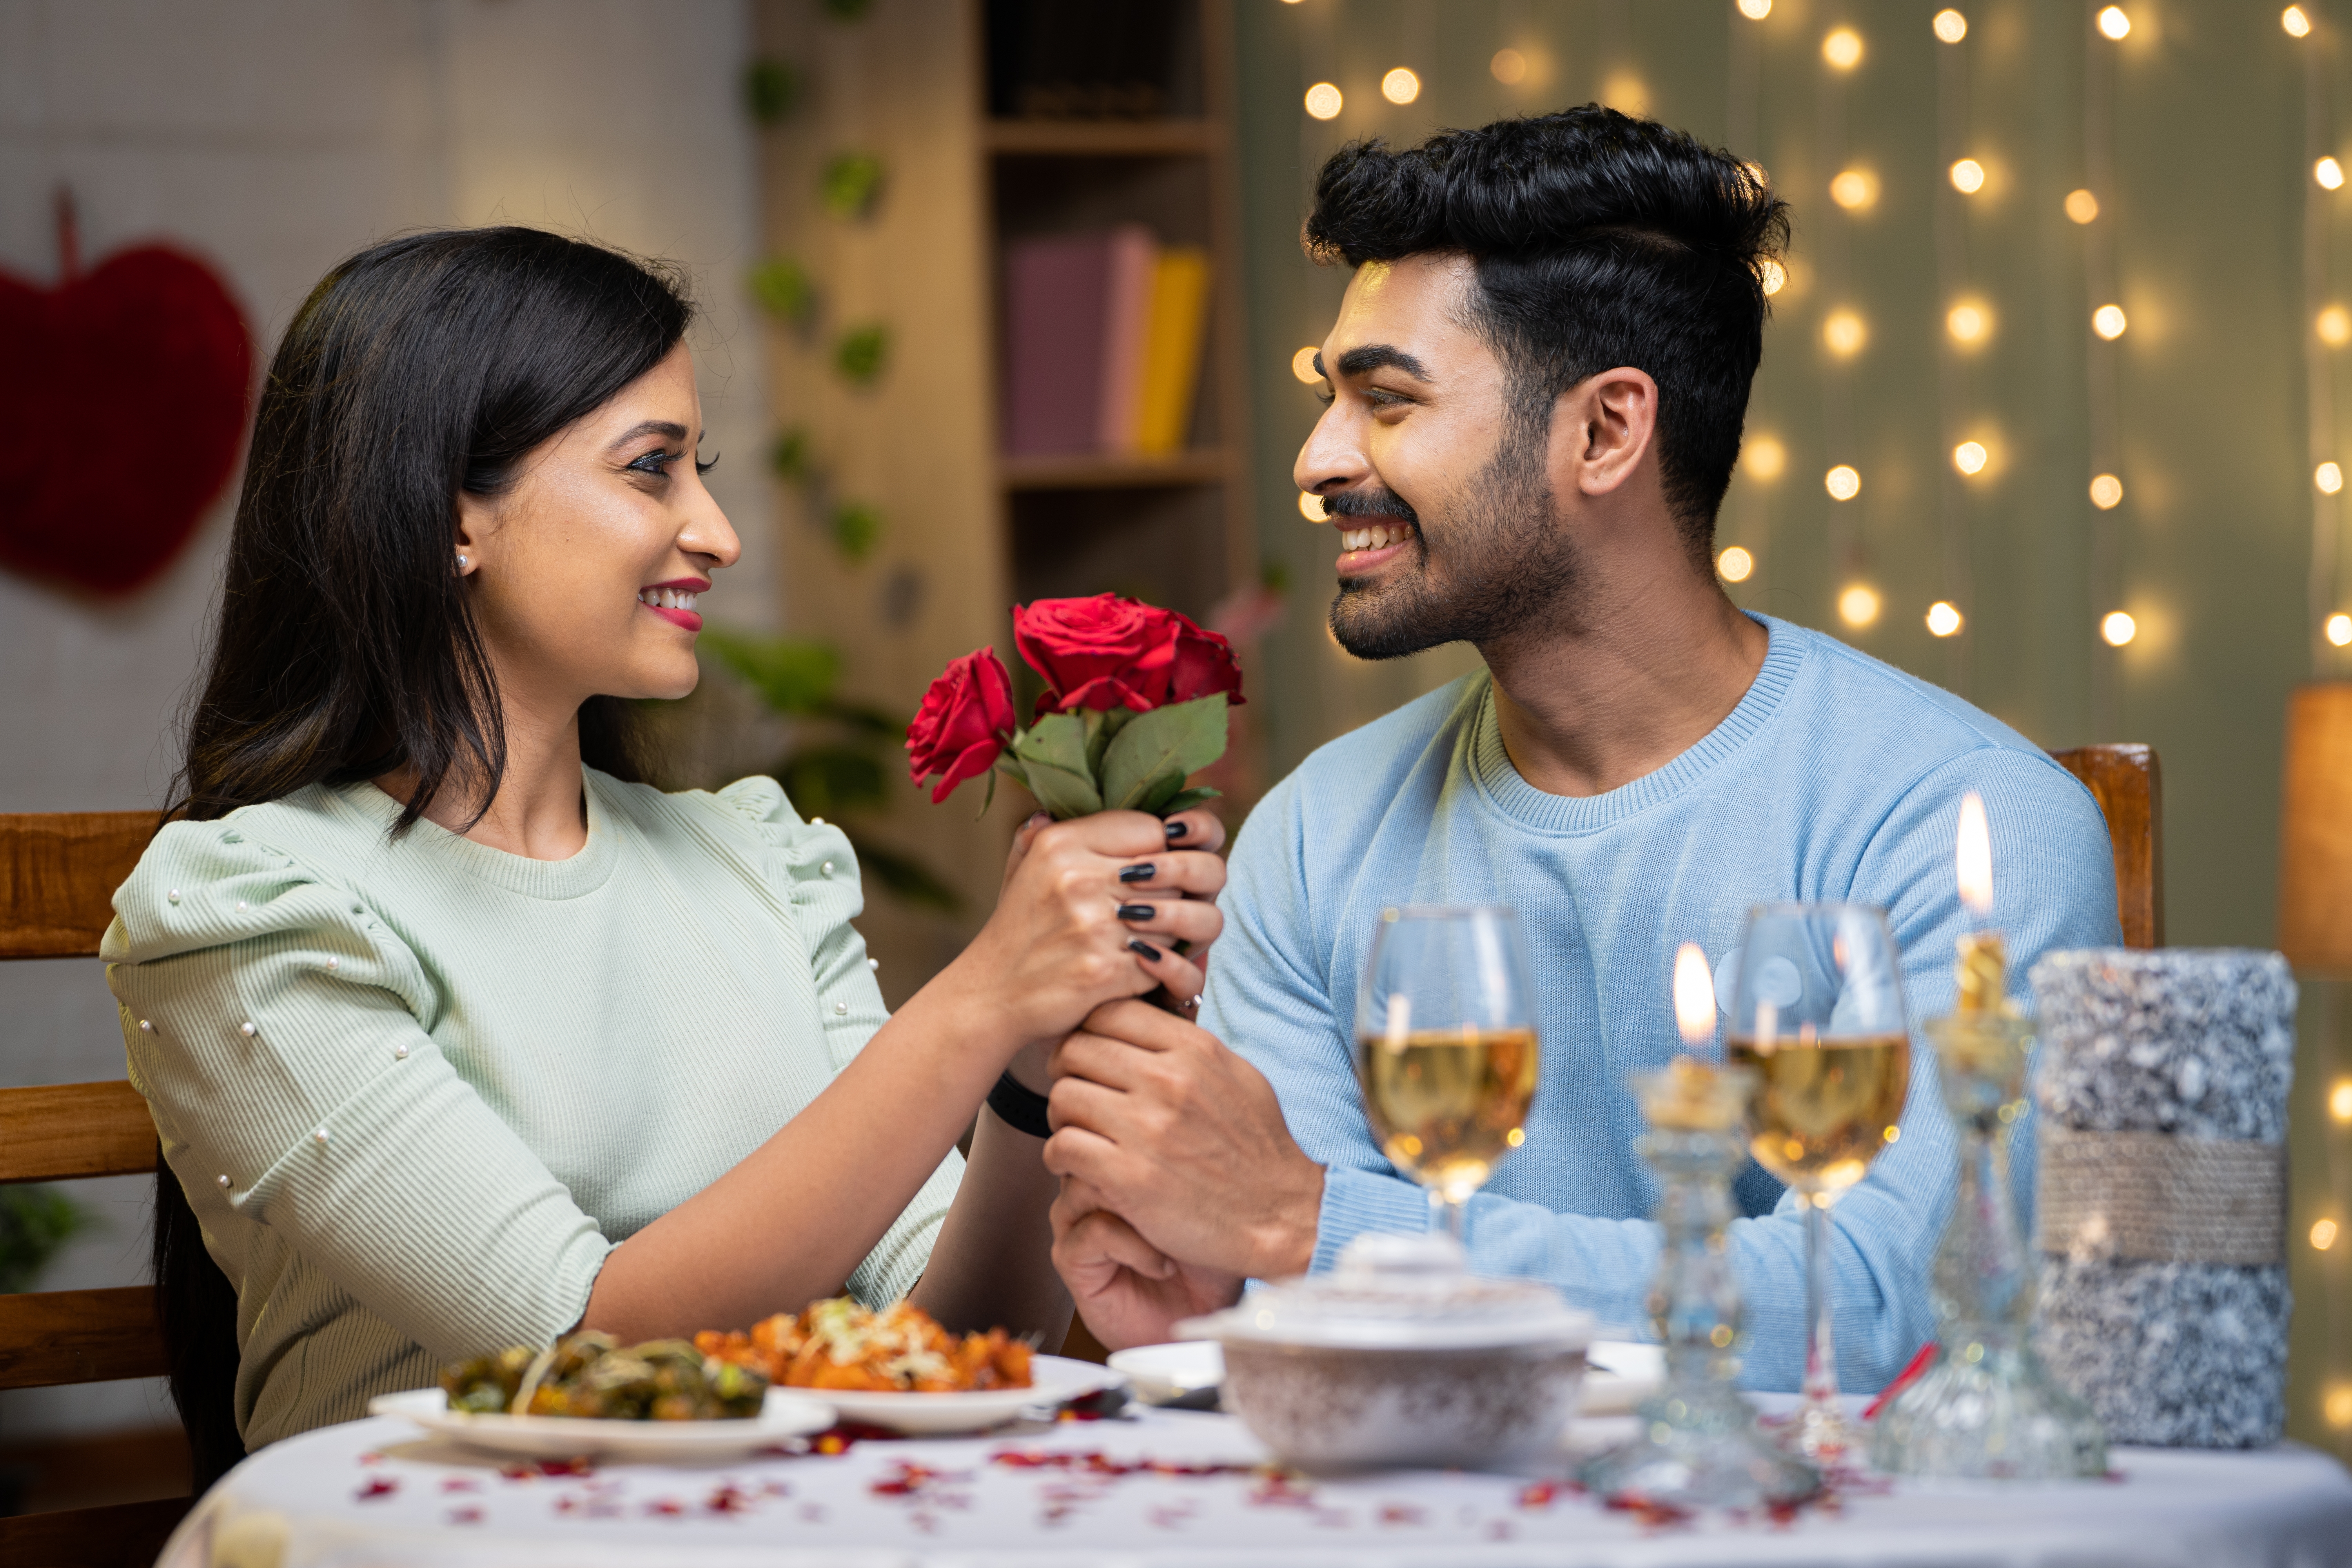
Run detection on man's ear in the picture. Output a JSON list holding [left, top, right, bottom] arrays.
[[1549, 367, 1660, 500]]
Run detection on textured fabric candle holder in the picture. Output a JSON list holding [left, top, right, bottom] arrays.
[[2027, 949, 2296, 1448]]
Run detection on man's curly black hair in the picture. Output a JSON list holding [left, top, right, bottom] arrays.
[[1305, 106, 1789, 559]]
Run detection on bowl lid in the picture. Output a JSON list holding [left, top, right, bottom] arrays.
[[1175, 1233, 1595, 1352]]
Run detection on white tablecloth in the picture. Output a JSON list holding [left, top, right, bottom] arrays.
[[160, 1397, 2352, 1568]]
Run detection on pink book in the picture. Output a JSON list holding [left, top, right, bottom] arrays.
[[1095, 224, 1158, 453], [1003, 233, 1113, 456]]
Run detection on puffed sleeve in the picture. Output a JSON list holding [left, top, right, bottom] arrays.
[[705, 776, 962, 1305], [104, 820, 611, 1363]]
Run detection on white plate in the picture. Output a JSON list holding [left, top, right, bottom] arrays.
[[1581, 1340, 1666, 1416], [812, 1353, 1123, 1436], [1108, 1340, 1223, 1406], [367, 1386, 836, 1462]]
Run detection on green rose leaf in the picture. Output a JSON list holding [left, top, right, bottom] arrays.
[[1100, 694, 1227, 812], [1014, 759, 1104, 818], [1155, 784, 1221, 818]]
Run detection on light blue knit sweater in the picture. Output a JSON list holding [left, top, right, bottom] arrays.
[[1201, 615, 2120, 1393]]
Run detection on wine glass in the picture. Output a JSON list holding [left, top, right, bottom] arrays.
[[1724, 902, 1911, 1462], [1353, 906, 1541, 1247]]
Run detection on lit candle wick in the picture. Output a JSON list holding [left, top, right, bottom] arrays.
[[1956, 791, 1993, 922], [1673, 941, 1716, 1048]]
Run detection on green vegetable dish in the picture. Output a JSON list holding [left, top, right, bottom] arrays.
[[442, 1333, 768, 1421]]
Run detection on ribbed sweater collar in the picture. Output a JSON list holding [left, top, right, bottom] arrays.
[[1468, 613, 1806, 836], [331, 769, 621, 899]]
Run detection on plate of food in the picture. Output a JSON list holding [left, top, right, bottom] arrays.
[[369, 1336, 836, 1461], [696, 1298, 1123, 1436]]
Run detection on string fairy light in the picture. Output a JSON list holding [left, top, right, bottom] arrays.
[[1738, 0, 1772, 19], [2295, 8, 2345, 671], [2101, 610, 2138, 647], [2090, 473, 2125, 509], [1927, 601, 1965, 636], [2093, 303, 2129, 339], [2320, 461, 2345, 495], [2287, 6, 2315, 39], [2086, 5, 2129, 728], [1838, 583, 1882, 627], [1953, 441, 1989, 475], [1825, 464, 1862, 501], [1824, 308, 1867, 357], [1490, 49, 1528, 85], [2323, 305, 2352, 346], [1822, 27, 1864, 70], [2097, 6, 2132, 41], [1947, 299, 1992, 344], [2065, 188, 2102, 224], [1933, 9, 1969, 44], [1304, 82, 1343, 120], [1717, 546, 1755, 582], [1817, 19, 1872, 631], [1290, 345, 1321, 383], [1931, 7, 1979, 688], [1298, 490, 1326, 521], [2331, 613, 2352, 647], [1950, 158, 1985, 193], [2321, 156, 2347, 191], [1381, 67, 1421, 105]]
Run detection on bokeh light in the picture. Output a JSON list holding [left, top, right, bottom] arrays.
[[1759, 257, 1787, 296], [1717, 546, 1755, 583], [1290, 345, 1322, 383], [1381, 67, 1421, 105], [1738, 0, 1773, 18], [2328, 1385, 2352, 1430], [1947, 300, 1991, 344], [1949, 158, 1985, 194], [1927, 601, 1965, 637], [2329, 614, 2352, 647], [1744, 436, 1787, 480], [2316, 1218, 2341, 1251], [2332, 1078, 2352, 1120], [1838, 583, 1882, 627], [1824, 309, 1868, 357], [2093, 304, 2129, 340], [2097, 7, 2132, 40], [1822, 27, 1865, 69], [2321, 461, 2345, 494], [2090, 473, 2125, 509], [2323, 306, 2352, 347], [2285, 7, 2314, 38], [2102, 611, 2138, 646], [2320, 156, 2346, 191], [1933, 9, 1969, 43], [1825, 464, 1862, 501], [1304, 82, 1343, 120], [1299, 490, 1327, 521], [1953, 441, 1989, 475], [2065, 188, 2101, 224], [1490, 49, 1528, 85], [1830, 169, 1879, 209]]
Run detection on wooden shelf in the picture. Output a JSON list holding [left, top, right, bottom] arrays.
[[999, 448, 1233, 492], [984, 118, 1221, 157]]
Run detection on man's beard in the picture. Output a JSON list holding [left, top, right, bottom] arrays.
[[1327, 422, 1582, 660]]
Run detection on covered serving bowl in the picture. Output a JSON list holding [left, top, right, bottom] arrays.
[[1176, 1234, 1593, 1472]]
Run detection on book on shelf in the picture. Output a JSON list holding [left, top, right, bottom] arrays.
[[1002, 224, 1210, 462]]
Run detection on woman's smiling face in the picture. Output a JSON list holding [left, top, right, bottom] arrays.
[[455, 341, 739, 711]]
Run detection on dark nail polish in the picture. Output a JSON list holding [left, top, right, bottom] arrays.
[[1127, 938, 1163, 961], [1117, 903, 1155, 922], [1119, 864, 1156, 884], [1165, 820, 1189, 840]]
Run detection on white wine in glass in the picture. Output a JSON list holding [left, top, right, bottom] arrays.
[[1724, 902, 1910, 1462], [1354, 906, 1541, 1243]]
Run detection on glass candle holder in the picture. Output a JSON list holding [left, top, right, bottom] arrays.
[[1581, 1059, 1821, 1510], [1869, 1002, 2108, 1479]]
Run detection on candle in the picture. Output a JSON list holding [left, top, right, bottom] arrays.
[[1642, 945, 1746, 1131], [1953, 790, 2008, 1016], [1674, 941, 1717, 1047]]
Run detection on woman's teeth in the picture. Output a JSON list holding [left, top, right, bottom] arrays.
[[639, 587, 699, 611], [1339, 524, 1409, 552]]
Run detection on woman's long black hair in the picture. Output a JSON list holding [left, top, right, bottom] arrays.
[[157, 227, 693, 1483]]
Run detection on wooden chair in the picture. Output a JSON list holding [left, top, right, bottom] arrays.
[[2049, 744, 2164, 950], [0, 811, 194, 1567]]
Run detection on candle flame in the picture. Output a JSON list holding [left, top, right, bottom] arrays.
[[1957, 791, 1993, 917], [1674, 942, 1716, 1046]]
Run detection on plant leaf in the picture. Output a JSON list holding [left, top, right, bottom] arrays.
[[1156, 785, 1222, 817], [1013, 711, 1092, 780], [1100, 695, 1227, 811], [1013, 758, 1104, 818]]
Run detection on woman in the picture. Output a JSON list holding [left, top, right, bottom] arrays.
[[103, 227, 1225, 1479]]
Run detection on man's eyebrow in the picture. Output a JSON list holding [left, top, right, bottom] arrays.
[[606, 419, 691, 448], [1333, 344, 1432, 381]]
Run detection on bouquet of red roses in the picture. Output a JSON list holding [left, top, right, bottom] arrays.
[[906, 593, 1244, 818]]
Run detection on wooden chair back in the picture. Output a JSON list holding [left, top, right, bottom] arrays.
[[0, 811, 193, 1564], [2049, 744, 2164, 949]]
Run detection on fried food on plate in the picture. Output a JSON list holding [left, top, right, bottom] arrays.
[[696, 1297, 1033, 1393], [441, 1332, 767, 1420]]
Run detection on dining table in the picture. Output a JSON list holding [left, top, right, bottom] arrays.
[[155, 1388, 2352, 1568]]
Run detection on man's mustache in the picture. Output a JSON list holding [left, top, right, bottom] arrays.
[[1322, 488, 1420, 527]]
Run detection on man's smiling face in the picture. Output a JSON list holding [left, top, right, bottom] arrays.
[[1294, 254, 1582, 659]]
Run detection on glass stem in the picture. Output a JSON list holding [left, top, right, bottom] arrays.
[[1430, 1187, 1467, 1245], [1802, 1193, 1840, 1412]]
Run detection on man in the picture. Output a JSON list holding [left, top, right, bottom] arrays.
[[1041, 109, 2117, 1394]]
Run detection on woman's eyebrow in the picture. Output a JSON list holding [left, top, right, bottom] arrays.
[[606, 418, 691, 450], [1333, 344, 1432, 382]]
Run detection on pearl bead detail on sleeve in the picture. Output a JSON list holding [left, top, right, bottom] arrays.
[[834, 1001, 849, 1015], [313, 1127, 329, 1145], [868, 957, 880, 971], [239, 1022, 257, 1037], [395, 1044, 408, 1060], [216, 1174, 230, 1188], [237, 901, 249, 912], [821, 861, 834, 876], [168, 890, 181, 905], [139, 1020, 152, 1033]]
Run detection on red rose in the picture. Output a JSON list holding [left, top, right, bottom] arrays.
[[906, 647, 1016, 803], [1165, 610, 1246, 708], [1014, 594, 1183, 713]]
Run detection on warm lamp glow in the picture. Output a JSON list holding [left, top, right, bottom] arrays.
[[2102, 610, 2137, 646], [1949, 158, 1985, 194], [1933, 9, 1969, 43], [2329, 613, 2352, 647], [1675, 942, 1717, 1045], [1830, 168, 1879, 209], [1927, 601, 1965, 637], [2093, 304, 2129, 340], [2097, 6, 2132, 40], [1838, 583, 1882, 628], [2091, 473, 2125, 509], [1947, 300, 1991, 344], [1824, 309, 1868, 357], [1957, 791, 1993, 915], [2316, 1217, 2342, 1251], [1825, 464, 1862, 501], [1290, 345, 1322, 383], [2322, 157, 2348, 191], [1822, 27, 1865, 69], [2321, 306, 2352, 346], [2331, 1078, 2352, 1120], [2065, 188, 2101, 224], [1381, 67, 1421, 105], [2285, 6, 2314, 38], [1600, 72, 1649, 115], [1304, 82, 1344, 120], [1718, 546, 1756, 583], [1298, 490, 1327, 521], [1759, 257, 1787, 296], [2322, 462, 2346, 495], [1739, 0, 1773, 18], [2328, 1386, 2352, 1430], [1490, 48, 1528, 84], [1744, 436, 1786, 480], [1953, 441, 1989, 475]]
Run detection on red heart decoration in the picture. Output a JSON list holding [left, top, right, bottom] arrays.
[[0, 201, 250, 597]]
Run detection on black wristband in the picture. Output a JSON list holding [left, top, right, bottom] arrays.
[[986, 1071, 1054, 1140]]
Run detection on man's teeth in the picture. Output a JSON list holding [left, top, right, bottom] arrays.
[[639, 587, 699, 611], [1339, 524, 1409, 552]]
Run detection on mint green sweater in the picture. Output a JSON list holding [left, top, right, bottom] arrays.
[[103, 771, 959, 1447]]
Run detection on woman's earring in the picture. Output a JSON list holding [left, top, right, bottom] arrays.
[[455, 552, 470, 573]]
